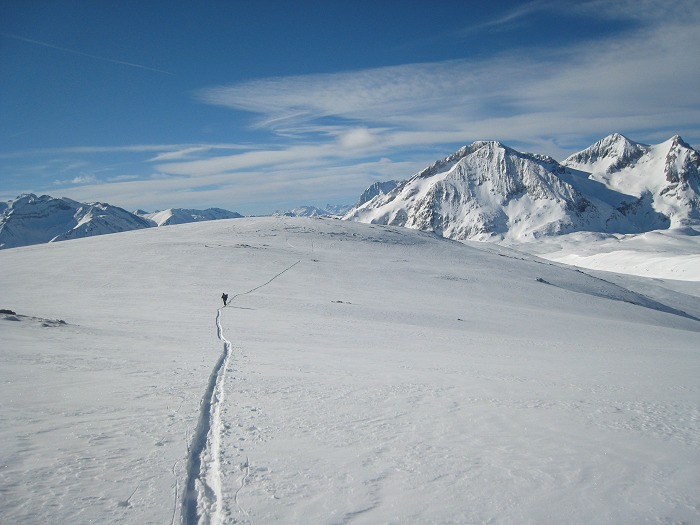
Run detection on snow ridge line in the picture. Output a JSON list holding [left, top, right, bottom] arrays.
[[181, 308, 232, 525]]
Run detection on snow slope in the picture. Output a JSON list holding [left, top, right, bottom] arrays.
[[1, 217, 699, 524], [515, 226, 700, 281]]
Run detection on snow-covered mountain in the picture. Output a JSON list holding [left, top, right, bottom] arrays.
[[563, 134, 700, 226], [563, 132, 648, 175], [345, 134, 700, 241], [344, 141, 624, 241], [354, 180, 402, 207], [274, 204, 352, 217], [0, 195, 245, 249], [139, 207, 243, 227], [0, 194, 152, 249]]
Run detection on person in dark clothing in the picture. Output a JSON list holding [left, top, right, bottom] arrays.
[[221, 293, 228, 306]]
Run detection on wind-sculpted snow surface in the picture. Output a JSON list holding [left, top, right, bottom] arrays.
[[1, 217, 699, 524]]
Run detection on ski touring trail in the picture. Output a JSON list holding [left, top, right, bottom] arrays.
[[181, 260, 300, 525], [181, 308, 232, 525]]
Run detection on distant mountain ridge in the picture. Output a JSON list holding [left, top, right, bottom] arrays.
[[562, 134, 700, 225], [137, 207, 243, 226], [0, 194, 152, 249], [274, 204, 352, 217], [4, 134, 697, 249], [0, 194, 242, 249], [344, 134, 700, 241]]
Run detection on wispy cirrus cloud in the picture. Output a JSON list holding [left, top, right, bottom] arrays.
[[0, 32, 174, 75], [197, 58, 527, 132], [572, 0, 696, 22], [40, 155, 414, 213], [460, 0, 697, 35], [0, 143, 211, 160], [458, 0, 560, 33], [193, 5, 699, 161]]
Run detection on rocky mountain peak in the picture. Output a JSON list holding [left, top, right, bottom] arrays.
[[663, 135, 700, 188], [346, 134, 700, 241], [563, 133, 647, 174]]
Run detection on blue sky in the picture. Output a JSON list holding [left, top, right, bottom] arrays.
[[1, 0, 699, 214]]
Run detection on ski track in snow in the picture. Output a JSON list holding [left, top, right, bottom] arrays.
[[181, 308, 232, 525], [181, 259, 301, 524]]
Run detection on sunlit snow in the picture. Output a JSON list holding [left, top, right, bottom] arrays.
[[1, 217, 699, 524]]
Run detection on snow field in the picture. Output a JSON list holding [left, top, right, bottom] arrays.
[[1, 216, 699, 524], [517, 227, 700, 281], [1, 226, 226, 524], [215, 219, 699, 523]]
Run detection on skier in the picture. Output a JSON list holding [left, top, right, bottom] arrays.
[[221, 293, 228, 306]]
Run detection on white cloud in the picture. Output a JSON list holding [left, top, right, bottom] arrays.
[[144, 8, 700, 210], [194, 5, 699, 162], [48, 154, 416, 215], [53, 174, 98, 186], [123, 6, 694, 212], [197, 59, 518, 132], [338, 128, 382, 150], [70, 175, 98, 184], [147, 144, 252, 162]]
